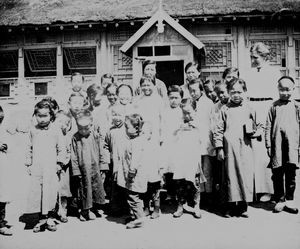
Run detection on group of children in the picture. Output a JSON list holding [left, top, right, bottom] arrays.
[[0, 57, 299, 235]]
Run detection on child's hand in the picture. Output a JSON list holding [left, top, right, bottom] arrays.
[[217, 148, 224, 161], [128, 168, 137, 183], [100, 171, 106, 182], [267, 148, 271, 158]]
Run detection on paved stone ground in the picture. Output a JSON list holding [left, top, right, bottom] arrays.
[[1, 189, 300, 249]]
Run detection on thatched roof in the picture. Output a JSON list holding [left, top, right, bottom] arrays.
[[1, 0, 300, 26]]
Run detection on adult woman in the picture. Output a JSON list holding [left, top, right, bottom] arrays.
[[245, 42, 282, 202], [135, 60, 168, 104], [181, 62, 201, 99]]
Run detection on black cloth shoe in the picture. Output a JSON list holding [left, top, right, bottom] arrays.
[[284, 206, 299, 214]]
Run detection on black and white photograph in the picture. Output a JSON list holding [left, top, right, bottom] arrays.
[[0, 0, 300, 248]]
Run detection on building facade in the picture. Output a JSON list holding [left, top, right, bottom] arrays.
[[1, 0, 300, 109]]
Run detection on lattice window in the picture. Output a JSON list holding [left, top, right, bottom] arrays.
[[113, 46, 132, 72], [296, 40, 300, 67], [0, 50, 18, 73], [250, 25, 285, 34], [201, 42, 232, 69], [63, 47, 96, 70], [63, 30, 99, 42], [250, 40, 286, 67], [111, 30, 136, 41], [196, 24, 232, 36], [25, 32, 57, 44], [294, 26, 300, 33], [25, 49, 56, 72]]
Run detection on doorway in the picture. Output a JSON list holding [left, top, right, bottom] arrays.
[[156, 60, 184, 88]]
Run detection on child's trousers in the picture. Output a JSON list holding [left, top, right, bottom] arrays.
[[126, 190, 145, 220], [174, 179, 200, 207], [271, 163, 297, 203], [0, 202, 7, 228]]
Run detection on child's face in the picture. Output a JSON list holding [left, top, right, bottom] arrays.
[[215, 85, 229, 104], [69, 96, 85, 115], [92, 92, 103, 108], [111, 108, 124, 127], [224, 72, 239, 83], [168, 92, 182, 108], [124, 118, 137, 136], [107, 86, 118, 105], [141, 79, 154, 96], [77, 119, 93, 137], [182, 105, 196, 123], [188, 83, 202, 101], [144, 64, 156, 77], [278, 79, 294, 101], [71, 75, 84, 92], [229, 83, 245, 104], [57, 115, 71, 135], [186, 65, 200, 82], [35, 108, 51, 127], [204, 84, 218, 103], [118, 87, 132, 105], [250, 52, 264, 68]]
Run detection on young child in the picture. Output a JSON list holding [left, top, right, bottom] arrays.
[[71, 72, 87, 95], [105, 83, 119, 126], [213, 78, 262, 218], [212, 81, 230, 210], [25, 100, 65, 232], [104, 105, 129, 216], [0, 106, 13, 236], [265, 76, 299, 214], [117, 84, 134, 115], [55, 110, 73, 223], [114, 113, 148, 229], [134, 76, 165, 219], [71, 110, 109, 221], [163, 85, 184, 201], [188, 78, 215, 206], [171, 98, 206, 219], [222, 67, 240, 84], [203, 79, 218, 104]]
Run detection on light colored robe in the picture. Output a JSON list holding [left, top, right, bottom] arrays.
[[25, 123, 65, 215], [214, 101, 261, 202]]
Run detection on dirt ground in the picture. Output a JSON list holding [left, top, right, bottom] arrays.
[[1, 182, 300, 249]]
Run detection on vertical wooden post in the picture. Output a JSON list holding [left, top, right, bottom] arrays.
[[236, 24, 250, 77], [17, 47, 26, 103]]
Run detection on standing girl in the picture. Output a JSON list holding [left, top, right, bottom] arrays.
[[214, 78, 262, 217], [134, 76, 165, 219], [25, 100, 65, 232]]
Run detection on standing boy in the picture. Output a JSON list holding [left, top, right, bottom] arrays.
[[265, 76, 299, 214]]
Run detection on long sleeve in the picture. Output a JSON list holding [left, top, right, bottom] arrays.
[[25, 130, 33, 166], [213, 108, 225, 149], [99, 131, 110, 170], [265, 106, 274, 149], [70, 136, 81, 176], [56, 129, 67, 165]]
